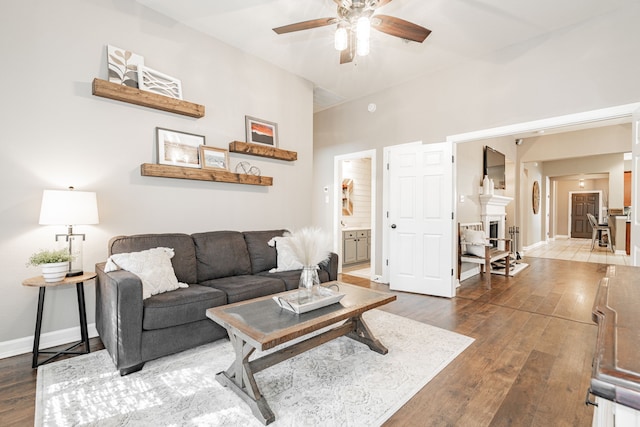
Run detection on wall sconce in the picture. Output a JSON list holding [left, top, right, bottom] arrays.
[[39, 187, 99, 276], [579, 179, 585, 188]]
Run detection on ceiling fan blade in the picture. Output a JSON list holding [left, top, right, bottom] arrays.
[[340, 48, 354, 64], [371, 14, 431, 43], [273, 17, 338, 34]]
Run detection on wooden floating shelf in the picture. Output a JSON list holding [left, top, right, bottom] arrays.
[[141, 163, 272, 186], [92, 78, 205, 118], [229, 141, 297, 161]]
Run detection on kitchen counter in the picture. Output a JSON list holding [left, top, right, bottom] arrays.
[[590, 265, 640, 410]]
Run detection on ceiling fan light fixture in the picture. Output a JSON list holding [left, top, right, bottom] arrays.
[[356, 16, 371, 41], [356, 16, 371, 56], [334, 26, 348, 51]]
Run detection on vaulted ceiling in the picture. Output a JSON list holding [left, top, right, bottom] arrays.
[[137, 0, 637, 111]]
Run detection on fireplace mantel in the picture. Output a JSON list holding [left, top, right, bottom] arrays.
[[479, 195, 513, 214]]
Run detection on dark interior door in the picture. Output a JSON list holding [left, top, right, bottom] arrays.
[[571, 193, 599, 238]]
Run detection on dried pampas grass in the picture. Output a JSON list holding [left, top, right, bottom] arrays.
[[284, 227, 331, 266]]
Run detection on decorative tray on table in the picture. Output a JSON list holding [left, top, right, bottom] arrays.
[[273, 286, 345, 314]]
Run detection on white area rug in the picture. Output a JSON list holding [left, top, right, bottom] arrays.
[[36, 310, 474, 426]]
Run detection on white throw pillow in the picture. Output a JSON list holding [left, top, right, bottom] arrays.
[[462, 229, 487, 258], [104, 247, 188, 299], [267, 236, 304, 272]]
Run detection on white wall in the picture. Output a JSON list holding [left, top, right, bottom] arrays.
[[456, 138, 516, 225], [518, 124, 631, 163], [521, 162, 544, 246], [0, 1, 314, 350], [313, 5, 640, 274]]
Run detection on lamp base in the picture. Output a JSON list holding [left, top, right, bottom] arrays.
[[66, 270, 84, 277]]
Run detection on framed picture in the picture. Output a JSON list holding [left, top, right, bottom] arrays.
[[245, 116, 278, 147], [156, 127, 204, 168], [107, 45, 144, 88], [200, 146, 229, 171], [139, 66, 183, 99]]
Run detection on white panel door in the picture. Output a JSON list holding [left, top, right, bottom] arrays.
[[388, 142, 454, 297]]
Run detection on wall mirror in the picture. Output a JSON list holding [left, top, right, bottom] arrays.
[[342, 178, 353, 216]]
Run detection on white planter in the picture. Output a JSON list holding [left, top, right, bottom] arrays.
[[41, 261, 69, 283]]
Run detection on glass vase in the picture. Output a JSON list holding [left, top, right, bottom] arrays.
[[298, 265, 320, 304]]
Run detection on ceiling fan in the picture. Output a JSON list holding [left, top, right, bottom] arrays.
[[273, 0, 431, 64]]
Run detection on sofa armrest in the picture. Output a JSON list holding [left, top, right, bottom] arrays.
[[319, 252, 339, 282], [95, 262, 144, 371]]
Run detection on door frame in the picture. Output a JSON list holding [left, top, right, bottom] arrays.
[[448, 102, 640, 268], [333, 149, 377, 277], [567, 190, 603, 238], [545, 176, 551, 242]]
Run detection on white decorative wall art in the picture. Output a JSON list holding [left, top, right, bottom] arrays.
[[107, 45, 144, 88], [139, 66, 183, 99]]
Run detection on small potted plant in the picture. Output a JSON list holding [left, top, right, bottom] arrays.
[[26, 249, 71, 283]]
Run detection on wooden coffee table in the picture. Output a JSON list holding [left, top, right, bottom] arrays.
[[206, 281, 396, 425]]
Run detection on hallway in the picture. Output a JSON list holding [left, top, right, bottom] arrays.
[[525, 238, 631, 266]]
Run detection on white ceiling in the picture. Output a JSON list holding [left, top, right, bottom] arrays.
[[137, 0, 636, 112]]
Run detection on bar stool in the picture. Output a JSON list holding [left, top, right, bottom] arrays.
[[587, 213, 613, 253]]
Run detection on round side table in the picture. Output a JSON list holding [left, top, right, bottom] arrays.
[[22, 272, 97, 368]]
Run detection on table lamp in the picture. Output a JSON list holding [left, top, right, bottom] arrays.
[[39, 187, 99, 277]]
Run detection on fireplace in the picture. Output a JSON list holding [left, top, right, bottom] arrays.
[[489, 221, 499, 248], [479, 194, 513, 251]]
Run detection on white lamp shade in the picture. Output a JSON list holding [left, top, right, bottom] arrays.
[[39, 189, 99, 225]]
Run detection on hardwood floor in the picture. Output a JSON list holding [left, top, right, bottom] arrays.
[[0, 257, 604, 426], [357, 257, 604, 427]]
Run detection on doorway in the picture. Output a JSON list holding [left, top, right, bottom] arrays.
[[448, 103, 640, 270], [333, 150, 377, 279]]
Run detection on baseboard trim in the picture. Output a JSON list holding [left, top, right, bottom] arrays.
[[0, 324, 98, 360], [460, 265, 480, 281]]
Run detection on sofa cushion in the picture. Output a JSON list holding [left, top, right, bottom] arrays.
[[108, 234, 197, 284], [268, 236, 304, 272], [243, 230, 287, 274], [105, 247, 188, 299], [200, 275, 286, 304], [256, 269, 330, 291], [142, 284, 227, 330], [462, 228, 487, 257], [192, 231, 252, 282]]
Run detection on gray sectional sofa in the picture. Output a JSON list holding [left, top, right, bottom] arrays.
[[95, 229, 338, 375]]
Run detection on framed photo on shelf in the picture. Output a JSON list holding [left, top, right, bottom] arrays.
[[156, 127, 203, 168], [200, 146, 229, 171], [245, 116, 278, 147]]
